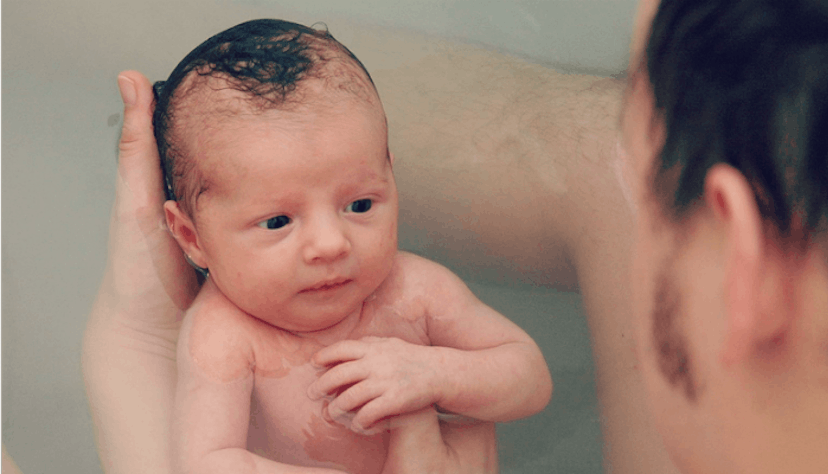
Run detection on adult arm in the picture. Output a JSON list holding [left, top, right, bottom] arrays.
[[365, 36, 680, 474], [2, 445, 24, 474], [82, 72, 353, 474], [81, 71, 200, 474]]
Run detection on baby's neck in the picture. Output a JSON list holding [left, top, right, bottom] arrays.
[[203, 277, 370, 347], [285, 301, 366, 347]]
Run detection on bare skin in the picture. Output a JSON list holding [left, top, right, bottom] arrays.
[[164, 79, 549, 473], [2, 445, 24, 474], [176, 253, 512, 473], [85, 28, 680, 474], [620, 1, 828, 472], [83, 71, 199, 474], [365, 35, 678, 473]]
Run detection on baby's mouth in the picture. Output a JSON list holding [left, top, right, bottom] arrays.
[[301, 278, 351, 293]]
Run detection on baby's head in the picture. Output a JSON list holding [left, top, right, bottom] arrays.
[[154, 18, 385, 215], [157, 19, 398, 332]]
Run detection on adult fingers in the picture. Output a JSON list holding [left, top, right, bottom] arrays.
[[115, 70, 165, 212], [107, 70, 198, 313]]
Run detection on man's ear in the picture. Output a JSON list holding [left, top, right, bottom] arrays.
[[164, 201, 208, 269], [706, 164, 789, 366]]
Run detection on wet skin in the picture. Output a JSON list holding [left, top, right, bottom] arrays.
[[167, 81, 546, 473], [179, 252, 499, 473]]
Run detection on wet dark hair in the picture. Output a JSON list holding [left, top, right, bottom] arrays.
[[153, 18, 377, 215], [645, 0, 828, 245]]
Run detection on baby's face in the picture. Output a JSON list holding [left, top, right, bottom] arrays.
[[187, 99, 398, 333]]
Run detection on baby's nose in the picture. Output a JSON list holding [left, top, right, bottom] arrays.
[[303, 217, 351, 263]]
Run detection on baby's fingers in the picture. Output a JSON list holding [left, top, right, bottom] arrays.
[[311, 340, 369, 368], [308, 361, 368, 400], [348, 396, 402, 435], [325, 383, 383, 430]]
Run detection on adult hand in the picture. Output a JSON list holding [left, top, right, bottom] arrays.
[[82, 70, 199, 474], [102, 70, 199, 323]]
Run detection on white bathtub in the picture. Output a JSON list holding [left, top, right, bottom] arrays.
[[2, 1, 636, 472]]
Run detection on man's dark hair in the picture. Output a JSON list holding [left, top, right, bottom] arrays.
[[645, 0, 828, 245], [153, 18, 377, 215]]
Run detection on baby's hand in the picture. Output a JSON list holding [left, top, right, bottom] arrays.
[[307, 337, 443, 435]]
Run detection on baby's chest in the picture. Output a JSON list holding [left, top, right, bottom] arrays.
[[245, 335, 327, 435], [248, 362, 391, 471], [244, 315, 427, 472], [249, 361, 333, 437], [247, 308, 429, 428]]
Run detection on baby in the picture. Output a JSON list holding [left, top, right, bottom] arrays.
[[155, 19, 552, 474]]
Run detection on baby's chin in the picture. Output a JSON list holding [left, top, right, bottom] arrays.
[[255, 301, 365, 342]]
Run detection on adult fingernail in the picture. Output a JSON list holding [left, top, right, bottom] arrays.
[[117, 75, 136, 106]]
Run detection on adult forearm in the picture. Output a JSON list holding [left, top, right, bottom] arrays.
[[2, 445, 23, 474], [82, 290, 181, 474], [432, 342, 552, 422]]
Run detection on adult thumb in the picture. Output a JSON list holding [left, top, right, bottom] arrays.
[[115, 70, 165, 206]]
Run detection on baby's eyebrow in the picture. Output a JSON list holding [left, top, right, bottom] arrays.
[[339, 169, 389, 192], [370, 171, 391, 183], [349, 177, 387, 191]]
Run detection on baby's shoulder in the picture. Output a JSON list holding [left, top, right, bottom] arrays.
[[384, 251, 469, 298], [179, 281, 256, 382]]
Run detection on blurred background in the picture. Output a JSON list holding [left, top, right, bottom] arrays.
[[2, 1, 637, 472]]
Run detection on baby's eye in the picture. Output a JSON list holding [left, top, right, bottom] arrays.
[[346, 199, 372, 213], [258, 215, 291, 230]]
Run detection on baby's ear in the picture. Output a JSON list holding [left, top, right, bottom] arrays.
[[164, 201, 208, 269]]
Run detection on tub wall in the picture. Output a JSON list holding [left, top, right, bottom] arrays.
[[2, 1, 637, 472]]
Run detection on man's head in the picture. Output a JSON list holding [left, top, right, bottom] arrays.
[[619, 0, 828, 472], [158, 19, 398, 332]]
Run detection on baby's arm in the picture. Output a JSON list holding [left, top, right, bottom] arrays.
[[416, 257, 553, 422], [174, 296, 346, 474], [310, 253, 552, 428]]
